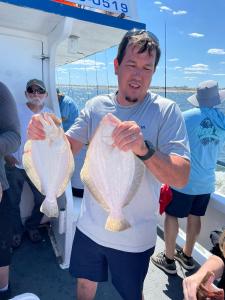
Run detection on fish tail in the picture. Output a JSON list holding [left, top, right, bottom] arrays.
[[105, 215, 131, 232], [40, 197, 59, 218]]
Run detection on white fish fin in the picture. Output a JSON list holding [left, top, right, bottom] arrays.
[[56, 134, 75, 197], [40, 196, 59, 218], [105, 214, 131, 232], [23, 140, 42, 193], [81, 158, 110, 211], [123, 156, 145, 207]]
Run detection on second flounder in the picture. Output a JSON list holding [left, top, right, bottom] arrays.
[[81, 113, 145, 232]]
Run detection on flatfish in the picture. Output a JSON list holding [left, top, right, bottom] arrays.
[[81, 113, 145, 232], [23, 113, 74, 218]]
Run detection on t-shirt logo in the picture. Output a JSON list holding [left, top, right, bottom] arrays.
[[198, 117, 219, 145]]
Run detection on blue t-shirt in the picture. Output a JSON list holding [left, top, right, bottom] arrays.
[[59, 95, 78, 131], [174, 107, 225, 195]]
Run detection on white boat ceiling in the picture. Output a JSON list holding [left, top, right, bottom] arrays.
[[0, 1, 145, 66]]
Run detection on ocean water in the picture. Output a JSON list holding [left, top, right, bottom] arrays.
[[61, 86, 225, 165], [61, 86, 194, 112]]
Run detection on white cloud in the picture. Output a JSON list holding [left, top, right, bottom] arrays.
[[71, 59, 105, 68], [173, 10, 187, 15], [188, 33, 204, 38], [154, 1, 162, 4], [57, 69, 68, 74], [174, 66, 182, 70], [184, 64, 208, 74], [208, 49, 225, 55], [168, 58, 179, 62], [160, 5, 172, 12], [184, 76, 196, 80], [184, 71, 205, 74], [213, 73, 225, 76], [185, 64, 208, 71]]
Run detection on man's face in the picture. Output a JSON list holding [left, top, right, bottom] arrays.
[[25, 84, 47, 106], [114, 45, 156, 105]]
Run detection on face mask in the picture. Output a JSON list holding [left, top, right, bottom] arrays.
[[26, 95, 45, 106]]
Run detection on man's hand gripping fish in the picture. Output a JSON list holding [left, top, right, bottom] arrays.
[[81, 113, 145, 232], [23, 113, 74, 218]]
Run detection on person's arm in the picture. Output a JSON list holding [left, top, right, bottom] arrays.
[[112, 118, 190, 188], [183, 255, 224, 300], [142, 150, 189, 188], [66, 135, 83, 155], [0, 82, 21, 156]]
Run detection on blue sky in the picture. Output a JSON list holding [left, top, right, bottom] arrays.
[[56, 0, 225, 88]]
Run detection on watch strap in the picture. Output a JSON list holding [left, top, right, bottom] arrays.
[[136, 140, 155, 161]]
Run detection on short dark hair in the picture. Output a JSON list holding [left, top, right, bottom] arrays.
[[116, 29, 161, 70]]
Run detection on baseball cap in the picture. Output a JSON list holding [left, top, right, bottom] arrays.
[[26, 79, 46, 91]]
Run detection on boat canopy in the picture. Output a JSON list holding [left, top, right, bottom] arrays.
[[0, 0, 145, 66]]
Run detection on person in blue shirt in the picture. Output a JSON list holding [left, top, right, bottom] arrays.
[[57, 89, 78, 131], [152, 80, 225, 275]]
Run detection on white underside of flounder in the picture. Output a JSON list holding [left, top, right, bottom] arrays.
[[81, 113, 145, 232], [23, 114, 74, 218]]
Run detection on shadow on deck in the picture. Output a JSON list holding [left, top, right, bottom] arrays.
[[10, 227, 197, 300]]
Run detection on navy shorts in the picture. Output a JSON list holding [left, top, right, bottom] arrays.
[[0, 189, 12, 267], [69, 228, 155, 300], [165, 189, 210, 218]]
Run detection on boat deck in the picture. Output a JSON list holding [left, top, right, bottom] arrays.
[[10, 227, 197, 300]]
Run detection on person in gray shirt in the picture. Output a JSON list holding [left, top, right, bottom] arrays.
[[0, 81, 21, 299], [27, 29, 190, 300]]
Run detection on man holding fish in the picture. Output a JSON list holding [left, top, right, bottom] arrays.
[[27, 29, 190, 300]]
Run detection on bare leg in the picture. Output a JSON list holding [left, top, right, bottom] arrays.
[[183, 214, 201, 257], [164, 213, 179, 260], [0, 266, 9, 288], [77, 278, 97, 300]]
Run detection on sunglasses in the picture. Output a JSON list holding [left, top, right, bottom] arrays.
[[26, 87, 46, 94], [126, 29, 159, 45]]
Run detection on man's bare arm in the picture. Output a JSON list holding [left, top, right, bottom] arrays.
[[144, 151, 190, 188], [66, 135, 84, 155]]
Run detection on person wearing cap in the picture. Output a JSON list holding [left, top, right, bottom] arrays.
[[152, 80, 225, 277], [5, 79, 52, 248], [56, 88, 78, 132]]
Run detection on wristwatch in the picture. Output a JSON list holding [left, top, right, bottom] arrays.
[[136, 140, 155, 161]]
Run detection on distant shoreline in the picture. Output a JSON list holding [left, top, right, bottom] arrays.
[[57, 84, 195, 93]]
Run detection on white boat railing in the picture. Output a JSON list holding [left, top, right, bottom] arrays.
[[159, 160, 225, 267]]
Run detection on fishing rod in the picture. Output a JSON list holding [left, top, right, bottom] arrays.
[[164, 22, 167, 98]]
